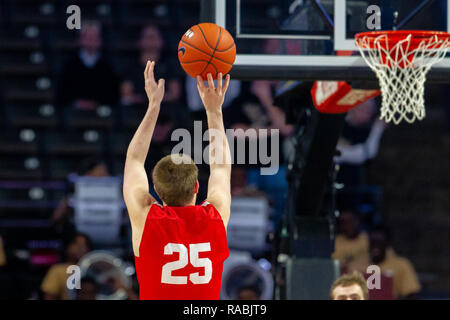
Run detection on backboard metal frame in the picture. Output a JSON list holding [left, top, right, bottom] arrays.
[[334, 0, 450, 50], [209, 0, 450, 81]]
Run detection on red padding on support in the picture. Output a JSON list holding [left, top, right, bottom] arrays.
[[311, 81, 381, 114]]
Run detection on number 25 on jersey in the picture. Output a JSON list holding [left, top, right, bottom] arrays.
[[161, 243, 212, 285]]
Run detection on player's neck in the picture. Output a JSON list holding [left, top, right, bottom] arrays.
[[162, 199, 196, 207]]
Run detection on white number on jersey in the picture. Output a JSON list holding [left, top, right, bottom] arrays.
[[161, 242, 212, 285]]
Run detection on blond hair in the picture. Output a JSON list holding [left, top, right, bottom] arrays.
[[152, 154, 198, 206], [330, 271, 369, 300]]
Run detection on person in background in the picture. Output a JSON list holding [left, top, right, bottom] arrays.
[[57, 20, 120, 110], [223, 75, 293, 227], [0, 234, 6, 268], [249, 80, 294, 137], [41, 232, 93, 300], [231, 166, 268, 198], [369, 227, 421, 300], [51, 157, 110, 238], [121, 24, 181, 105], [335, 99, 386, 187], [120, 25, 185, 124], [105, 274, 138, 300], [75, 277, 99, 300], [330, 271, 369, 300], [237, 285, 261, 300], [185, 74, 241, 124], [332, 210, 370, 274]]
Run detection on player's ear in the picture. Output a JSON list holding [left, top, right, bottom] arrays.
[[193, 181, 199, 194]]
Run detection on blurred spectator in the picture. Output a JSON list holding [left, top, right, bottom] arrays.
[[332, 210, 370, 274], [223, 40, 293, 137], [231, 166, 268, 198], [237, 285, 261, 300], [221, 39, 294, 228], [105, 274, 138, 300], [145, 111, 177, 169], [185, 74, 241, 124], [335, 99, 386, 186], [224, 80, 293, 138], [224, 80, 292, 227], [250, 80, 294, 136], [76, 277, 99, 300], [120, 25, 186, 125], [330, 271, 369, 300], [51, 157, 110, 239], [57, 20, 120, 110], [0, 234, 6, 268], [41, 232, 93, 300], [369, 227, 421, 299], [120, 24, 181, 106]]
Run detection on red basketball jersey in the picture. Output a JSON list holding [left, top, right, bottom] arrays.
[[135, 202, 229, 300]]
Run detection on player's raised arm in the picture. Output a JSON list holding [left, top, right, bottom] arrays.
[[123, 61, 165, 228], [197, 73, 232, 228]]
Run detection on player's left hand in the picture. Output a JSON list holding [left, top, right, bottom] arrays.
[[144, 60, 165, 106], [197, 73, 230, 113]]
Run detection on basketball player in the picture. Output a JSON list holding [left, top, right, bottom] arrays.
[[330, 271, 369, 300], [123, 61, 231, 300]]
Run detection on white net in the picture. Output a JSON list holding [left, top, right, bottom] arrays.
[[356, 33, 450, 124]]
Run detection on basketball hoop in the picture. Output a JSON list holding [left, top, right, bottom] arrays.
[[355, 30, 450, 124]]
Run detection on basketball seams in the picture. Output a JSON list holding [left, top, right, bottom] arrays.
[[199, 27, 222, 76], [207, 62, 219, 74], [215, 42, 236, 53], [180, 39, 234, 65], [180, 59, 211, 64], [196, 24, 216, 51], [196, 24, 235, 53]]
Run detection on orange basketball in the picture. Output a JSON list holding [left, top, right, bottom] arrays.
[[178, 23, 236, 80]]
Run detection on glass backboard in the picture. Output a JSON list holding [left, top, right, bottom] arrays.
[[207, 0, 450, 82]]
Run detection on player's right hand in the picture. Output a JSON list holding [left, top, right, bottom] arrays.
[[197, 73, 230, 113], [144, 60, 165, 106]]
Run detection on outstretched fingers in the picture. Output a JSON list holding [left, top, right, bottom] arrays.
[[223, 74, 230, 94], [197, 75, 206, 91], [217, 73, 223, 92], [144, 61, 150, 80], [145, 61, 156, 83], [207, 73, 215, 89], [148, 61, 156, 83]]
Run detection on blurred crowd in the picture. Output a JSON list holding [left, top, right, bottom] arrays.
[[0, 19, 423, 301], [0, 20, 293, 300], [332, 100, 421, 300]]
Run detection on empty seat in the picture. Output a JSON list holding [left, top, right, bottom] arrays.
[[5, 104, 59, 129], [47, 156, 98, 180], [118, 0, 173, 27], [0, 128, 40, 156], [3, 89, 54, 105], [3, 74, 54, 104], [0, 49, 48, 68], [111, 155, 125, 176], [119, 105, 146, 130], [0, 24, 45, 42], [63, 105, 116, 130], [43, 130, 105, 156], [59, 0, 115, 25], [0, 180, 66, 217], [109, 131, 133, 156], [8, 0, 58, 26], [174, 0, 199, 28], [0, 156, 45, 180]]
